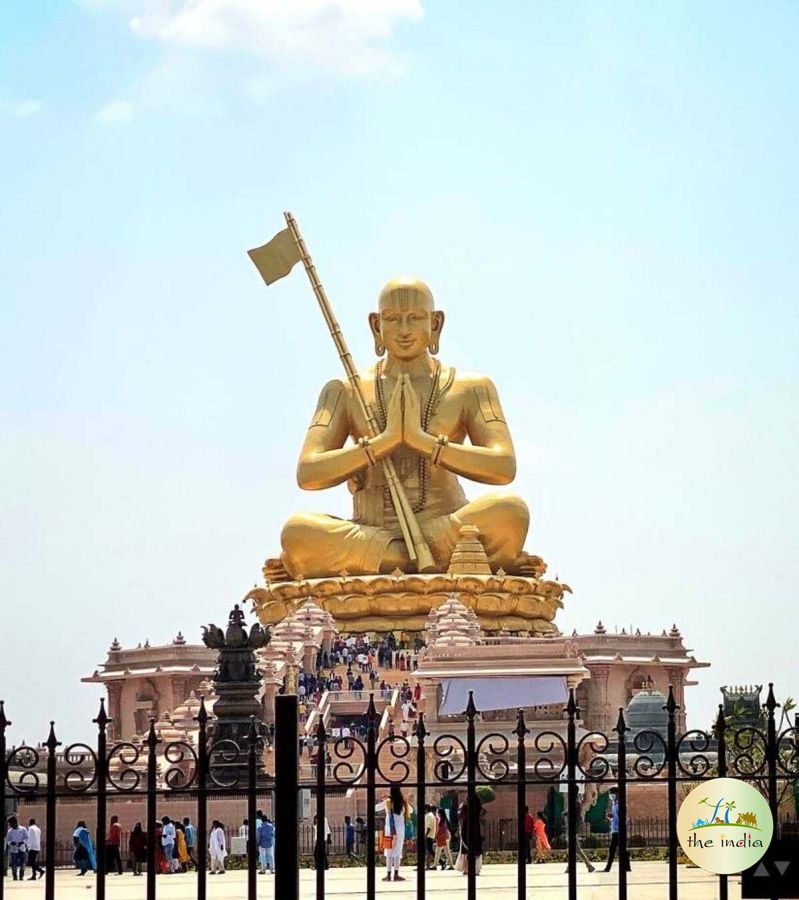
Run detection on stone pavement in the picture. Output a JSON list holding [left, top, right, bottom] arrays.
[[2, 862, 742, 898]]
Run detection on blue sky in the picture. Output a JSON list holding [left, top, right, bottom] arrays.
[[1, 0, 797, 744]]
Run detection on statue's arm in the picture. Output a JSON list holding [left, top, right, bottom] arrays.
[[296, 379, 401, 490], [405, 376, 516, 485]]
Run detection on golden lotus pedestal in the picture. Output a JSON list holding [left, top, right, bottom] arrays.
[[246, 570, 567, 635]]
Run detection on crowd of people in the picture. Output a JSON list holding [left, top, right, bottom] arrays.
[[5, 788, 627, 879]]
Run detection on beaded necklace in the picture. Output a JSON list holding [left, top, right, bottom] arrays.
[[374, 358, 442, 513]]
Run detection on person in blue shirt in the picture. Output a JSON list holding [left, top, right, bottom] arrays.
[[182, 817, 197, 870], [258, 816, 275, 874], [72, 820, 97, 876], [345, 816, 356, 859], [602, 788, 631, 872]]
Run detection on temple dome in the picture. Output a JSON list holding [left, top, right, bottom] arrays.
[[626, 688, 668, 738]]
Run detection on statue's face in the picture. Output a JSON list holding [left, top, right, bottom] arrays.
[[379, 303, 434, 360], [369, 278, 443, 360]]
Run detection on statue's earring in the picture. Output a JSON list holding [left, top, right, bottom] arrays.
[[374, 338, 386, 357], [429, 336, 439, 355]]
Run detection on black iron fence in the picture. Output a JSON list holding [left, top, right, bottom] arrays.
[[2, 684, 798, 900]]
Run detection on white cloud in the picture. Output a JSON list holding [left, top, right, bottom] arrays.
[[94, 0, 423, 77], [0, 99, 43, 117], [94, 99, 134, 123]]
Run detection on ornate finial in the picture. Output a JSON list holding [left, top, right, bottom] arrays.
[[45, 721, 61, 753], [594, 621, 606, 635], [0, 700, 9, 731], [315, 717, 327, 743], [514, 708, 528, 739], [714, 704, 726, 738], [144, 638, 150, 648], [146, 718, 159, 749], [173, 631, 186, 645], [620, 628, 626, 635], [495, 567, 506, 577], [110, 637, 121, 651], [665, 684, 679, 714], [415, 713, 428, 742], [366, 694, 377, 727], [614, 706, 628, 737], [195, 697, 209, 727], [566, 689, 579, 719], [465, 690, 477, 719], [764, 683, 779, 714], [572, 629, 578, 637], [448, 525, 492, 575], [669, 624, 681, 637], [93, 698, 109, 730]]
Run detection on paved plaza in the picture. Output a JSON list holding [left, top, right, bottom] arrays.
[[2, 863, 742, 898]]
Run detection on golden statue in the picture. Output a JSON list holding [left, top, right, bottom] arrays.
[[246, 214, 567, 633], [279, 276, 530, 579]]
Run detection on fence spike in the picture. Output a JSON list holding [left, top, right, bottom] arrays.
[[93, 697, 109, 729], [45, 721, 60, 752]]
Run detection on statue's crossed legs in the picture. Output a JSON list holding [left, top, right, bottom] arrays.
[[280, 492, 529, 579]]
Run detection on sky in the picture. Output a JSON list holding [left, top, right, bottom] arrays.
[[1, 0, 797, 747]]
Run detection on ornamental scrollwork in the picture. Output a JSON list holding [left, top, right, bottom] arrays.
[[106, 741, 145, 793], [162, 740, 199, 791], [5, 745, 41, 796], [475, 732, 510, 782], [62, 743, 99, 794], [330, 735, 367, 786]]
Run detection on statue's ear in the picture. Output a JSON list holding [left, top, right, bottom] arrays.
[[429, 309, 445, 355], [368, 312, 385, 356]]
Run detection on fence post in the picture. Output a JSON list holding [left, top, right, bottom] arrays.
[[195, 698, 209, 900], [274, 694, 298, 900], [666, 685, 679, 900], [145, 718, 159, 900], [566, 689, 579, 900], [366, 695, 377, 900], [0, 702, 9, 900], [515, 708, 528, 900], [465, 691, 477, 900], [714, 705, 728, 900], [415, 713, 427, 899], [94, 699, 109, 900], [764, 683, 779, 831], [615, 706, 629, 900], [315, 716, 327, 900], [246, 716, 258, 900], [44, 721, 60, 900]]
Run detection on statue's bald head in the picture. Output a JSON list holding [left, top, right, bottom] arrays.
[[370, 276, 444, 359], [378, 277, 435, 312]]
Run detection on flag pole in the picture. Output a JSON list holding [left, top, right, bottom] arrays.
[[283, 211, 437, 573]]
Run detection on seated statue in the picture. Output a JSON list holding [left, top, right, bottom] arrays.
[[276, 277, 533, 580]]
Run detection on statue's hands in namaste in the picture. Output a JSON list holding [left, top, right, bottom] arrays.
[[381, 375, 426, 453]]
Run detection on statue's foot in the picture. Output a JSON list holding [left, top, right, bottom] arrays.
[[503, 552, 548, 578], [263, 557, 293, 583]]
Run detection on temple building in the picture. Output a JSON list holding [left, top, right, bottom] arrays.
[[82, 633, 216, 741], [83, 609, 708, 743]]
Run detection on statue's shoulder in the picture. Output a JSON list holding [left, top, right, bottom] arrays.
[[449, 369, 506, 422], [449, 368, 500, 393]]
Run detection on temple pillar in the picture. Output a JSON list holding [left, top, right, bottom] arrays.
[[665, 667, 687, 733], [106, 683, 123, 741]]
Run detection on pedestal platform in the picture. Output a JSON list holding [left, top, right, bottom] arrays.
[[246, 570, 568, 634]]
